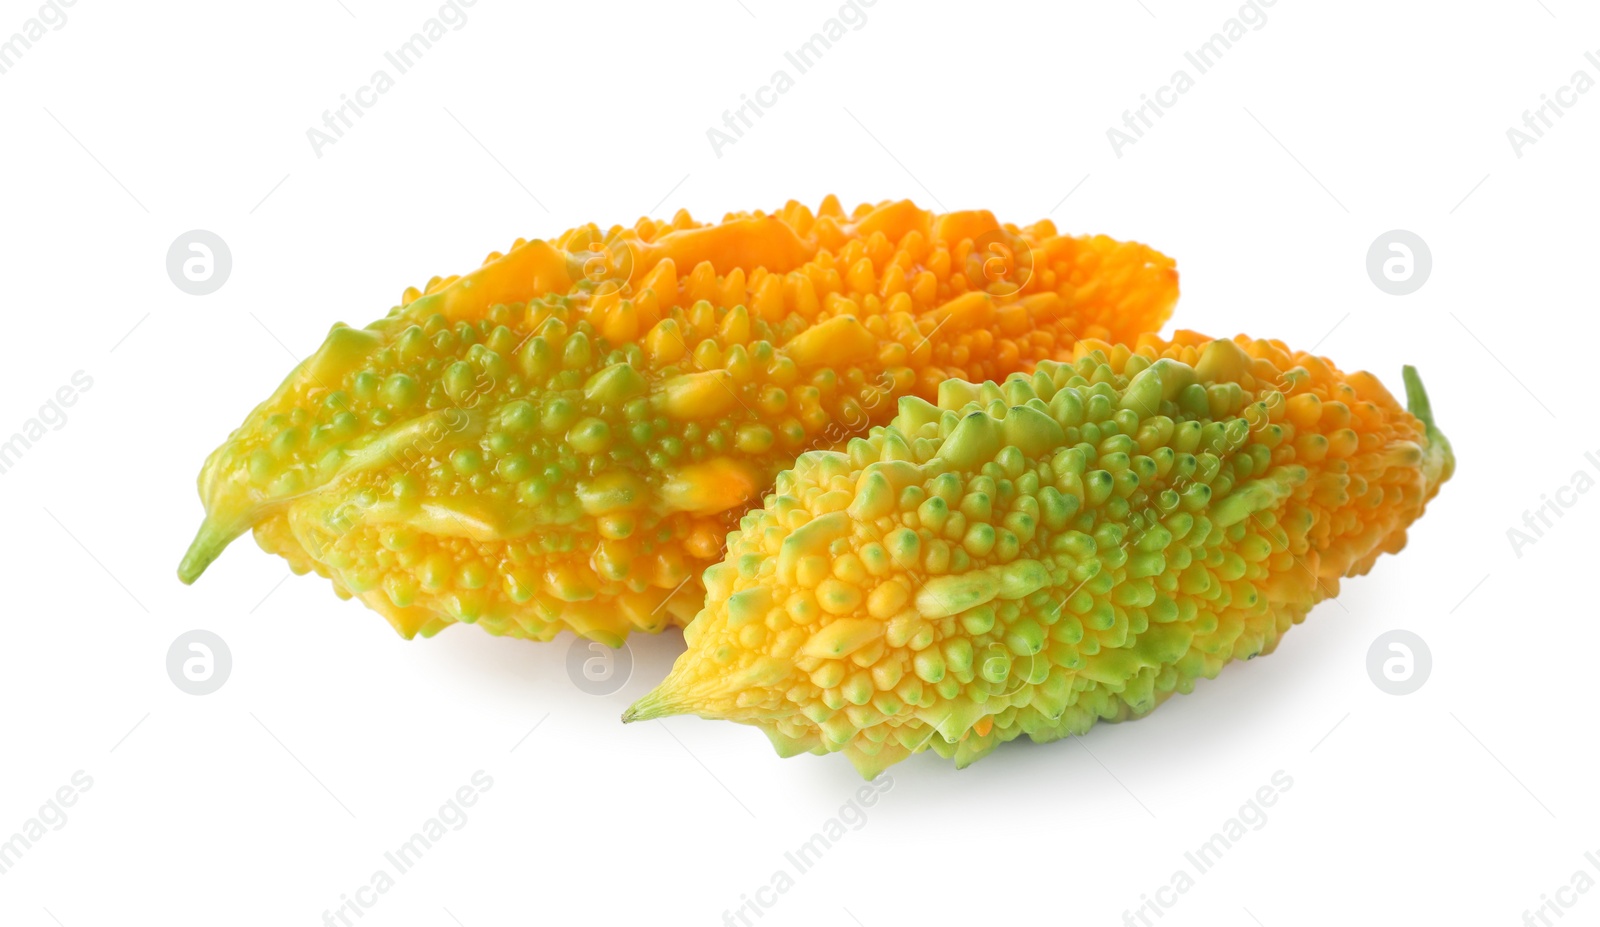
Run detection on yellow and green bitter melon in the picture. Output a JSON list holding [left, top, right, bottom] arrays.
[[178, 198, 1178, 642], [625, 331, 1453, 776]]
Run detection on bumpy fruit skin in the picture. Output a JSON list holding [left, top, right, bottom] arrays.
[[625, 331, 1453, 776], [177, 198, 1178, 643]]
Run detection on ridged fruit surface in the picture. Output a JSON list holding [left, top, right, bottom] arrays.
[[626, 331, 1453, 775], [178, 198, 1178, 642]]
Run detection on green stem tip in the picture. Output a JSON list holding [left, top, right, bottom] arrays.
[[622, 687, 693, 724], [1402, 365, 1455, 485], [1402, 365, 1436, 431], [177, 517, 246, 585]]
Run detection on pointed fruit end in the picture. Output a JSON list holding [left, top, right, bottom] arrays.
[[177, 517, 247, 585], [622, 686, 690, 723], [1403, 365, 1455, 489]]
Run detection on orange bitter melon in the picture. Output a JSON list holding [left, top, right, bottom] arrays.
[[178, 198, 1178, 643], [625, 331, 1453, 775]]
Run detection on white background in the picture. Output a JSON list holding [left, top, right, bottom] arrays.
[[1, 1, 1594, 925]]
